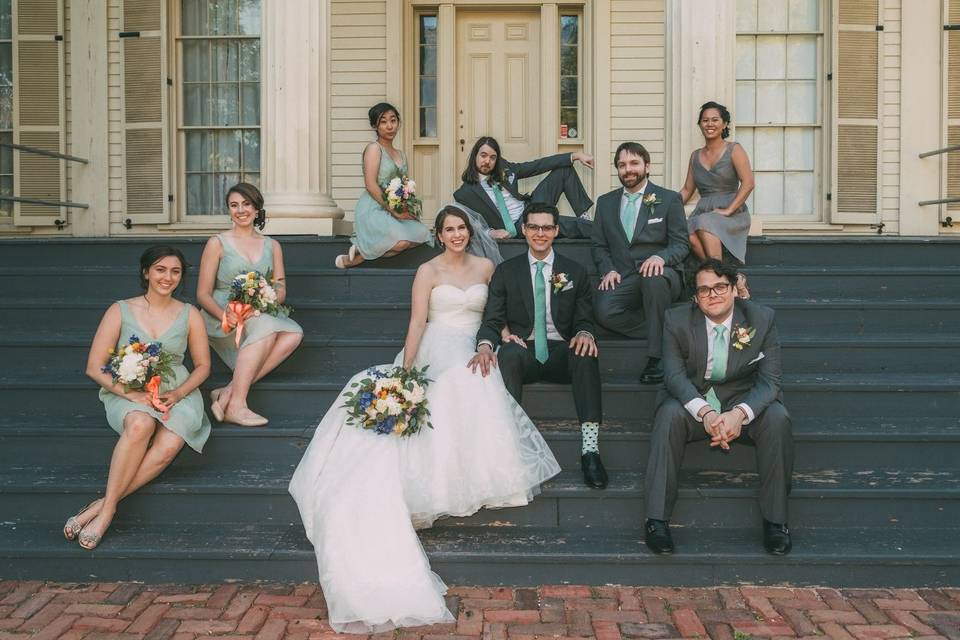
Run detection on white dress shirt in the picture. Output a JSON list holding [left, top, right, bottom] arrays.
[[481, 177, 525, 224], [527, 250, 563, 342], [684, 312, 756, 424]]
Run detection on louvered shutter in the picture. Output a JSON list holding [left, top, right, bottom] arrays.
[[830, 0, 882, 224], [120, 0, 169, 223], [12, 0, 65, 226], [947, 0, 960, 214]]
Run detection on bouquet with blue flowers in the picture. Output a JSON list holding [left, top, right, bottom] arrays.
[[341, 366, 432, 437], [102, 334, 176, 419]]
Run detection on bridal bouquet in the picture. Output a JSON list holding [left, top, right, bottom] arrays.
[[221, 270, 293, 347], [382, 170, 423, 220], [342, 366, 432, 437], [102, 334, 175, 419]]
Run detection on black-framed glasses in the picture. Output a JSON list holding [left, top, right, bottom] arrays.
[[523, 223, 558, 233], [695, 282, 732, 298]]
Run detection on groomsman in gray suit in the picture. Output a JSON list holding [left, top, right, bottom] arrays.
[[644, 259, 794, 556], [454, 136, 594, 239], [591, 142, 690, 384]]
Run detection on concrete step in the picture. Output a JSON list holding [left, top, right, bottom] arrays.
[[3, 417, 957, 472], [10, 333, 960, 377], [4, 465, 958, 529], [5, 298, 960, 337], [1, 520, 956, 586], [2, 374, 957, 421]]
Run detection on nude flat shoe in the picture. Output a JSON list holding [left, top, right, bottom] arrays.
[[63, 500, 98, 541], [210, 389, 225, 422], [224, 410, 268, 427]]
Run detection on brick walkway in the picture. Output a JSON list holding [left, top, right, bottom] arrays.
[[0, 582, 958, 640]]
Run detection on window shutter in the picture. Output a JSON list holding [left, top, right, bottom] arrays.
[[830, 0, 882, 224], [120, 0, 169, 224], [12, 0, 65, 226], [947, 0, 960, 214]]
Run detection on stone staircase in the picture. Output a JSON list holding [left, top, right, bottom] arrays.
[[0, 236, 958, 586]]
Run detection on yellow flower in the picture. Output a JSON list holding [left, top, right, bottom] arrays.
[[246, 271, 256, 280]]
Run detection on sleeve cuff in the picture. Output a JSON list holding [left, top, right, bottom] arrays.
[[736, 403, 755, 425], [478, 340, 495, 351], [684, 398, 710, 422]]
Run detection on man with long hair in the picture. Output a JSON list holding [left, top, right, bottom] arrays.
[[454, 136, 594, 239]]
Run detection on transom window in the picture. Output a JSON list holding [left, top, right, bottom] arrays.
[[0, 0, 12, 216], [559, 14, 580, 140], [178, 0, 261, 216], [735, 0, 824, 219]]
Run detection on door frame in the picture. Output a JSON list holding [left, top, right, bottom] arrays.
[[393, 1, 592, 222]]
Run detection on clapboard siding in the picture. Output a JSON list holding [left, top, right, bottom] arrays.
[[107, 0, 124, 228], [880, 0, 901, 232], [607, 1, 666, 191]]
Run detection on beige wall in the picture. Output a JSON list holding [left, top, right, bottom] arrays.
[[107, 0, 124, 233], [880, 0, 902, 234]]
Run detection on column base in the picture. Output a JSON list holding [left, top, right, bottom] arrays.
[[263, 192, 344, 236]]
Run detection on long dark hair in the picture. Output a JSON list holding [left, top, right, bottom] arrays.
[[226, 182, 266, 230], [434, 206, 475, 247], [461, 136, 505, 185], [698, 101, 731, 139], [139, 246, 188, 294]]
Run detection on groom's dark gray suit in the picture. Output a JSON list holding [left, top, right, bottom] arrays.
[[644, 298, 794, 524], [591, 183, 689, 358]]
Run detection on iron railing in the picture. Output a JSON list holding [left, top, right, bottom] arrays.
[[0, 143, 89, 229]]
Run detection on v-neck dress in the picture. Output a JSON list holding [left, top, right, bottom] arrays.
[[351, 143, 432, 259], [99, 300, 211, 453], [201, 233, 303, 370], [687, 142, 751, 263]]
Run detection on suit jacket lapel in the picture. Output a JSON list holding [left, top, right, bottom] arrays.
[[725, 302, 748, 376], [473, 181, 504, 225], [632, 182, 658, 242], [517, 256, 535, 324], [691, 306, 708, 385], [549, 255, 565, 330]]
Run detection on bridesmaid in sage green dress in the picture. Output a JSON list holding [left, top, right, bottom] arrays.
[[197, 182, 303, 427], [335, 103, 432, 268], [63, 246, 212, 550]]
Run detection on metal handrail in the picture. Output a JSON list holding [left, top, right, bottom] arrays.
[[0, 142, 89, 164], [0, 195, 89, 209], [919, 196, 960, 206], [918, 144, 960, 159]]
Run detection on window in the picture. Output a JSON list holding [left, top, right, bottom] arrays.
[[178, 0, 261, 216], [417, 14, 437, 138], [735, 0, 823, 218], [559, 14, 580, 139], [0, 0, 11, 216]]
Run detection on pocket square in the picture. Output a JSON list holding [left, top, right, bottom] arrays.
[[747, 352, 765, 365], [561, 281, 574, 292], [648, 217, 663, 224]]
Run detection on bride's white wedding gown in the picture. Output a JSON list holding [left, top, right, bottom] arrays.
[[289, 283, 561, 634]]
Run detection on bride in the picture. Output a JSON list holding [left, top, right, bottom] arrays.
[[289, 204, 561, 634]]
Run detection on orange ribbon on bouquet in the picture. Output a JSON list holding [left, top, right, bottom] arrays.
[[144, 375, 170, 421], [221, 301, 256, 348]]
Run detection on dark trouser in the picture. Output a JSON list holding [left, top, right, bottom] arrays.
[[498, 339, 602, 424], [511, 165, 594, 239], [643, 399, 794, 524], [592, 270, 682, 358]]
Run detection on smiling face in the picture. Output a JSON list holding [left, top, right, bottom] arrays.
[[437, 212, 472, 253], [376, 110, 399, 141], [522, 212, 559, 257], [699, 107, 727, 141], [695, 269, 736, 323], [475, 144, 498, 176], [227, 191, 258, 228], [616, 151, 650, 191], [143, 255, 183, 298]]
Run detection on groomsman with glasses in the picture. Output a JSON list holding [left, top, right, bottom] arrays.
[[643, 259, 794, 556], [454, 136, 595, 239], [591, 142, 690, 385]]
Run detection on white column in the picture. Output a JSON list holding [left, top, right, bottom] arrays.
[[261, 0, 343, 235]]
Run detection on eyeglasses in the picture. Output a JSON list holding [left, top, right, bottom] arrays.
[[523, 223, 558, 233], [695, 282, 732, 298]]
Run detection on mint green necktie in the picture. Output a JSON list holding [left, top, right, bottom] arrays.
[[705, 326, 728, 414], [621, 192, 642, 238], [491, 183, 517, 237], [534, 261, 549, 363]]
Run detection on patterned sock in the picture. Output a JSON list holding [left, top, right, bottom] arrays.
[[581, 422, 600, 454]]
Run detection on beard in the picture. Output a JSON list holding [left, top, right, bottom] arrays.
[[476, 162, 494, 176], [618, 171, 646, 189]]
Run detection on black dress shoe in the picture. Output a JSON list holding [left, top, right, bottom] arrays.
[[644, 519, 674, 554], [762, 519, 792, 555], [580, 452, 609, 489], [639, 357, 664, 385]]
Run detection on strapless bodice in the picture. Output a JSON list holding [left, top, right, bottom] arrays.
[[427, 284, 487, 329]]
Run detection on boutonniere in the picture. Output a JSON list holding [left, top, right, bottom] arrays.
[[643, 192, 662, 215], [497, 169, 514, 185], [552, 272, 571, 293], [731, 325, 756, 350]]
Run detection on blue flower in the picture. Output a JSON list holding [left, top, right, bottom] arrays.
[[128, 334, 140, 344], [146, 343, 161, 356]]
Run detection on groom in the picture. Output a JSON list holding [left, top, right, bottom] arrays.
[[644, 259, 794, 556], [454, 136, 594, 239], [468, 203, 607, 489]]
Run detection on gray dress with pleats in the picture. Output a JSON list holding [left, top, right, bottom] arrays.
[[687, 142, 751, 263]]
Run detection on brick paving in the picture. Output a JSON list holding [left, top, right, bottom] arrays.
[[0, 582, 958, 640]]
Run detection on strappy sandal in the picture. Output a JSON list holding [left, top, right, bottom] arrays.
[[78, 529, 103, 550], [63, 500, 99, 541], [334, 254, 349, 269], [210, 388, 226, 422]]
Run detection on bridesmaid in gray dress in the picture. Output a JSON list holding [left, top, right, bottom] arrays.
[[679, 101, 755, 297], [64, 247, 211, 549]]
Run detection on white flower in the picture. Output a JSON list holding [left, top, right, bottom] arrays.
[[402, 384, 426, 405], [382, 395, 403, 416], [374, 398, 388, 414], [374, 378, 400, 395], [118, 353, 144, 383]]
